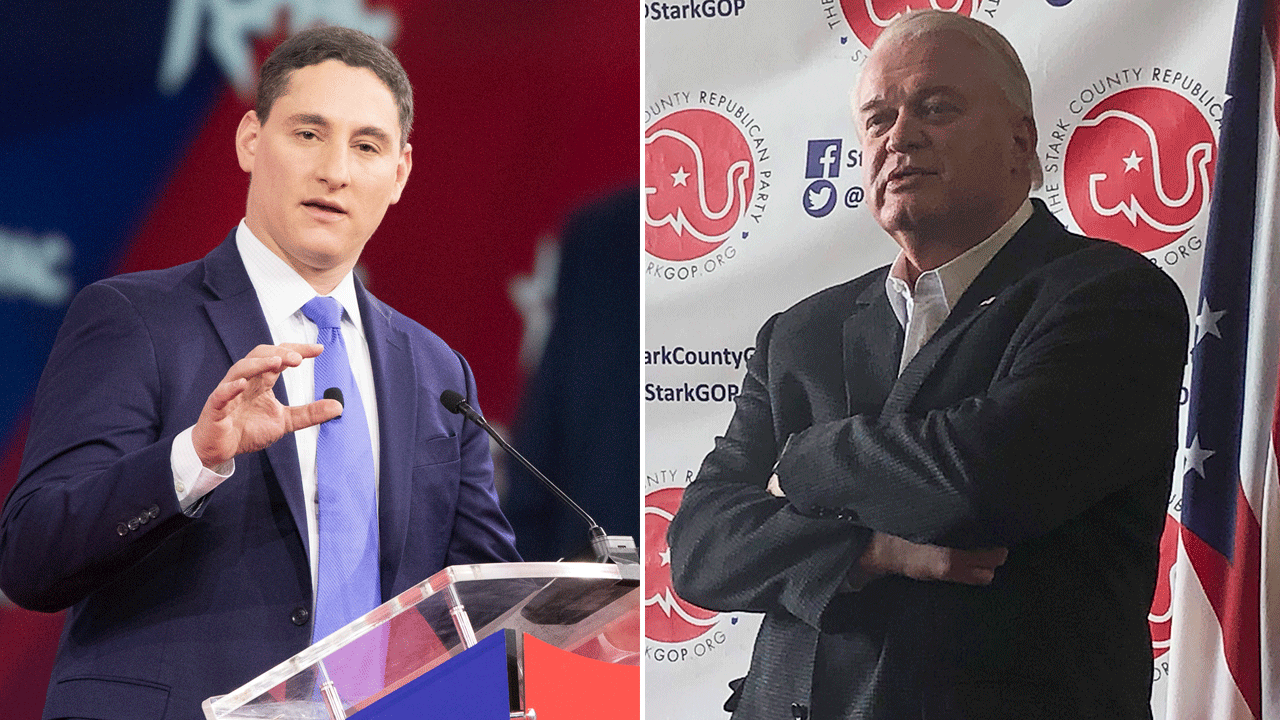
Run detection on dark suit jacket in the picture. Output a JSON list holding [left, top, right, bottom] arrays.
[[0, 232, 521, 720], [668, 201, 1188, 720]]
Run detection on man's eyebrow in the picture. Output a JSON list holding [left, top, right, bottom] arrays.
[[288, 114, 393, 145], [353, 126, 393, 145], [857, 97, 889, 115], [857, 85, 959, 114], [914, 85, 961, 100], [289, 113, 330, 129]]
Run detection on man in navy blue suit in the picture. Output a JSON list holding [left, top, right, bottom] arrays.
[[0, 26, 519, 720]]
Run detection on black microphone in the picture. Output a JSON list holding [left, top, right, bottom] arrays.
[[322, 387, 344, 406], [439, 389, 637, 566]]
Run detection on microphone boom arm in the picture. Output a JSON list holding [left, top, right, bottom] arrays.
[[439, 390, 632, 564]]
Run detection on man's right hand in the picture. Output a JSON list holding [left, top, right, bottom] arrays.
[[191, 343, 343, 469], [857, 531, 1008, 586]]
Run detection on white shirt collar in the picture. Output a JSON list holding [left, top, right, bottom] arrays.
[[885, 197, 1033, 327], [234, 220, 365, 334]]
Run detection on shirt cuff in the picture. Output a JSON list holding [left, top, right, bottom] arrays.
[[172, 426, 234, 513], [770, 433, 795, 493]]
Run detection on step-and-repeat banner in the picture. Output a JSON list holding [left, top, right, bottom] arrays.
[[644, 2, 1236, 718]]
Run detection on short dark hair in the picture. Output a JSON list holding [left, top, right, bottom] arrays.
[[256, 25, 413, 147]]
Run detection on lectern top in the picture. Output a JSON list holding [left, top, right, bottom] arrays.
[[202, 562, 639, 720]]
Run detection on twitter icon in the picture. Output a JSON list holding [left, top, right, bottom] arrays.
[[803, 179, 838, 218]]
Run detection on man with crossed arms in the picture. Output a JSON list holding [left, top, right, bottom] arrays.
[[669, 11, 1187, 720]]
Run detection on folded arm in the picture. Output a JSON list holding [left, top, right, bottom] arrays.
[[777, 262, 1187, 548], [669, 260, 1187, 622], [668, 314, 872, 627]]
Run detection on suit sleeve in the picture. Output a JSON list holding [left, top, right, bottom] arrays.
[[0, 283, 196, 612], [667, 315, 872, 628], [443, 350, 522, 566], [776, 261, 1188, 548]]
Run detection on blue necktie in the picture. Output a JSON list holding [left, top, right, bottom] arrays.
[[301, 296, 380, 645]]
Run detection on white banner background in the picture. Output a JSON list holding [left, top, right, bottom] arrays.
[[644, 2, 1236, 718]]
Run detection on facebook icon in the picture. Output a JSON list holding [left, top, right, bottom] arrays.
[[805, 139, 843, 179]]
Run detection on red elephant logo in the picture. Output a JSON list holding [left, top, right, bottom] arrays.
[[645, 109, 755, 262], [1149, 514, 1180, 659], [645, 486, 721, 643], [1064, 86, 1216, 253], [840, 0, 979, 49]]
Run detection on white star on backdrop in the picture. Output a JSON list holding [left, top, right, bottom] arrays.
[[1183, 433, 1216, 477], [506, 238, 560, 372], [1194, 301, 1227, 346], [659, 547, 671, 566], [1122, 150, 1144, 173], [671, 167, 690, 187]]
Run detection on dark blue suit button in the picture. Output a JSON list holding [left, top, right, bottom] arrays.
[[116, 523, 128, 536], [291, 607, 310, 626], [147, 505, 160, 519], [127, 518, 141, 531]]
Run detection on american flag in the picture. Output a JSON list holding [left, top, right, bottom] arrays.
[[1165, 0, 1280, 717]]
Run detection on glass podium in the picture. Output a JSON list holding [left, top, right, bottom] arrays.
[[201, 562, 639, 720]]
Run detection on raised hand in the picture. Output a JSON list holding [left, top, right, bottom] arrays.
[[191, 343, 343, 469]]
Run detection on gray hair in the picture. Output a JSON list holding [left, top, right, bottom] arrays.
[[872, 10, 1042, 189]]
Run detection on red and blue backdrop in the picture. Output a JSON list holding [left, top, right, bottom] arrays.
[[0, 2, 638, 716]]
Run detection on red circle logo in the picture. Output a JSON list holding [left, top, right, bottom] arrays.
[[645, 486, 720, 643], [839, 0, 979, 49], [1063, 86, 1216, 253], [645, 108, 754, 262]]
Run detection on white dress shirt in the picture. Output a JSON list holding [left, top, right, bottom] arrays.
[[170, 220, 381, 593], [885, 199, 1033, 373]]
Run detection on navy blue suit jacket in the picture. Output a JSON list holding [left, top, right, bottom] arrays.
[[0, 233, 520, 720]]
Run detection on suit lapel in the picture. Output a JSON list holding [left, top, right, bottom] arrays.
[[200, 233, 310, 559], [842, 274, 904, 416], [356, 285, 416, 601], [885, 202, 1063, 414]]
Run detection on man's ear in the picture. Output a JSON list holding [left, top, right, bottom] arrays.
[[1011, 113, 1038, 171], [235, 110, 261, 173], [389, 142, 413, 205]]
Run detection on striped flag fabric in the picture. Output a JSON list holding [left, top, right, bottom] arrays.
[[1165, 0, 1280, 717]]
